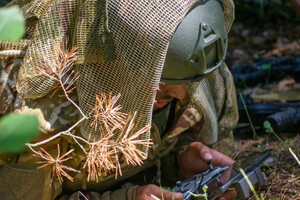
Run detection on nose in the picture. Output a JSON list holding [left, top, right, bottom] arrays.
[[166, 85, 187, 100]]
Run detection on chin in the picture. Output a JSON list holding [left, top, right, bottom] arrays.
[[154, 101, 170, 109]]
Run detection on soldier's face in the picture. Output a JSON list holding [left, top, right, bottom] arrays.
[[154, 83, 187, 109]]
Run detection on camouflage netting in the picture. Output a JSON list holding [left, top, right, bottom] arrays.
[[0, 0, 236, 152]]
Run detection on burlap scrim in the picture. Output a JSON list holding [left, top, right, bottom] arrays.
[[0, 0, 236, 152]]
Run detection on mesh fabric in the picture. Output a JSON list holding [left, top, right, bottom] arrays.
[[186, 63, 238, 145], [220, 0, 235, 33], [75, 0, 199, 143], [0, 0, 236, 150]]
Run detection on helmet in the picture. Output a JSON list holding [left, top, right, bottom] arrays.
[[161, 0, 227, 84]]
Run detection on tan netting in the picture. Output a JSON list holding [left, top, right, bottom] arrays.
[[75, 0, 200, 142], [1, 0, 236, 151], [186, 63, 238, 145], [0, 40, 29, 58], [220, 0, 235, 33]]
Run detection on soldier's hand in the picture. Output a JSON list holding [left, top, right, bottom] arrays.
[[177, 142, 236, 200], [136, 184, 183, 200]]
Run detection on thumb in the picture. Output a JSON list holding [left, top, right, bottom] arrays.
[[192, 142, 212, 163], [161, 190, 183, 200]]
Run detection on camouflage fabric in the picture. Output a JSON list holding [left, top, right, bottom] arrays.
[[59, 98, 204, 199], [0, 57, 23, 115], [0, 0, 238, 199], [0, 57, 237, 200], [0, 94, 203, 200], [0, 137, 65, 200]]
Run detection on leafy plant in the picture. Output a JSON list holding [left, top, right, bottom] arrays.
[[0, 5, 25, 41], [0, 5, 40, 153], [0, 114, 39, 152]]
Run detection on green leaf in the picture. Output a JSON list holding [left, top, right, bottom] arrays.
[[259, 146, 267, 152], [284, 138, 293, 146], [0, 114, 40, 152], [0, 6, 25, 41], [261, 63, 271, 70], [263, 120, 272, 133]]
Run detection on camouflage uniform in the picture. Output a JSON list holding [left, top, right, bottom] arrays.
[[0, 0, 238, 199], [0, 56, 237, 200]]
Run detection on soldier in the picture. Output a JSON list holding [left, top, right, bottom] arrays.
[[0, 0, 238, 200]]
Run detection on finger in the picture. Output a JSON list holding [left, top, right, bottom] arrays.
[[210, 149, 235, 167], [215, 188, 237, 200], [191, 142, 212, 162], [208, 150, 235, 184], [161, 189, 183, 200]]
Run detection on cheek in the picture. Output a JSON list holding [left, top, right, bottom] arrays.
[[155, 89, 165, 99], [168, 86, 187, 100]]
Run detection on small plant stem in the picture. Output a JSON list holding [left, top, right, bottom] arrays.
[[28, 145, 45, 157], [239, 93, 258, 140], [289, 147, 300, 167], [59, 79, 86, 118], [240, 168, 260, 200], [72, 137, 88, 154], [26, 115, 89, 153], [172, 189, 175, 200], [268, 127, 286, 147], [150, 194, 161, 200], [187, 185, 208, 200]]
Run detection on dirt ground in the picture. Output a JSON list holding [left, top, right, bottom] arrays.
[[227, 1, 300, 199]]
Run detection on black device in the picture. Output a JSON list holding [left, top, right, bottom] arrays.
[[238, 95, 300, 133], [173, 151, 271, 200]]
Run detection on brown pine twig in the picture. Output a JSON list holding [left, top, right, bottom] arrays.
[[84, 111, 152, 180], [33, 144, 80, 185], [31, 43, 153, 182], [39, 38, 84, 117], [116, 112, 152, 166], [91, 93, 128, 138]]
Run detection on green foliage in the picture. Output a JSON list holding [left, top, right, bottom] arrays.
[[263, 120, 286, 147], [188, 185, 208, 200], [284, 138, 293, 146], [0, 5, 25, 41], [0, 5, 37, 153], [263, 120, 272, 133], [264, 121, 300, 168], [260, 63, 271, 70], [259, 146, 267, 152], [0, 114, 39, 152]]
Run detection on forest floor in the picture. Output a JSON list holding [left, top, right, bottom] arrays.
[[226, 1, 300, 199]]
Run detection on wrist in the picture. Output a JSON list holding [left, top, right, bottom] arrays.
[[176, 150, 186, 179], [127, 185, 139, 200]]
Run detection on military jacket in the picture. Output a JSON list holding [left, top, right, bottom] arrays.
[[0, 56, 203, 199]]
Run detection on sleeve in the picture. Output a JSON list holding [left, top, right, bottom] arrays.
[[161, 127, 204, 185], [60, 183, 139, 200]]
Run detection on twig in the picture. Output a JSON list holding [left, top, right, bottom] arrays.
[[239, 93, 258, 140], [27, 38, 153, 182], [289, 147, 300, 167], [27, 114, 88, 146], [59, 78, 85, 117], [240, 168, 261, 200]]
